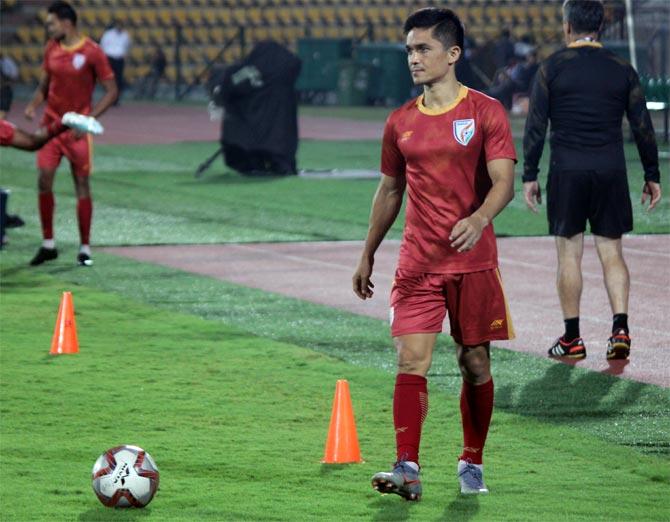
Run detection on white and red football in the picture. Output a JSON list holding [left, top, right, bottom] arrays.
[[91, 445, 159, 508]]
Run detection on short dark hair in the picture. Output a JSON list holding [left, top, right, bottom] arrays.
[[47, 1, 77, 25], [403, 7, 465, 51], [563, 0, 604, 34]]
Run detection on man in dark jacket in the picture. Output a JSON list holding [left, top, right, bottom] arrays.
[[523, 0, 661, 361]]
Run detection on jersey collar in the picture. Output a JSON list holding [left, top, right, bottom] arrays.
[[59, 36, 87, 52], [567, 41, 603, 48], [416, 85, 468, 116]]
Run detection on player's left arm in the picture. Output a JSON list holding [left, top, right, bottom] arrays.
[[450, 158, 514, 252], [90, 77, 118, 119], [625, 66, 661, 211]]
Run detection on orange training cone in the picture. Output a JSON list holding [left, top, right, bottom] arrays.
[[322, 379, 363, 463], [50, 291, 79, 355]]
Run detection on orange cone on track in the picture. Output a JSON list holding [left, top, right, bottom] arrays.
[[322, 379, 363, 464], [50, 291, 79, 355]]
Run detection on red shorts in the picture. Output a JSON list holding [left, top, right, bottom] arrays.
[[36, 130, 92, 177], [390, 268, 515, 346]]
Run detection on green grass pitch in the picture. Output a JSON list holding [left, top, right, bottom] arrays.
[[1, 114, 668, 520]]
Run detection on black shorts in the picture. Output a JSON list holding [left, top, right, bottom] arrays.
[[546, 169, 633, 238]]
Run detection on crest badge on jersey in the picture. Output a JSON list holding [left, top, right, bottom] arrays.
[[72, 53, 86, 70], [453, 119, 475, 146]]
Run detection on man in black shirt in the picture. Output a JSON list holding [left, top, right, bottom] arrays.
[[523, 0, 661, 361]]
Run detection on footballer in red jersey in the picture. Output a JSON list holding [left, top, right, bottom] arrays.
[[0, 114, 103, 150], [24, 1, 117, 267], [353, 8, 516, 500]]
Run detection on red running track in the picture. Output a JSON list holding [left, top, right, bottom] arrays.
[[102, 235, 670, 388]]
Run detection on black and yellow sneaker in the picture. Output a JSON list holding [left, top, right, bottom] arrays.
[[606, 329, 631, 360], [548, 336, 586, 359]]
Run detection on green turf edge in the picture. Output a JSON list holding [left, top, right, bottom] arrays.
[[1, 270, 668, 521], [2, 234, 667, 461]]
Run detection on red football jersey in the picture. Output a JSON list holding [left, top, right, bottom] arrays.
[[381, 86, 516, 274], [41, 37, 114, 124], [0, 119, 16, 146]]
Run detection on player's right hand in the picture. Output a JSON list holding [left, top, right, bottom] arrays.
[[352, 256, 375, 300], [523, 181, 541, 213], [24, 104, 36, 120]]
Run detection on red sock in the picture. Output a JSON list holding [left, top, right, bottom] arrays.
[[459, 378, 494, 465], [77, 197, 92, 245], [38, 192, 54, 240], [394, 373, 428, 464]]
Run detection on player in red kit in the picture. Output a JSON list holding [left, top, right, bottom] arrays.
[[24, 1, 117, 267], [353, 8, 516, 500], [0, 113, 102, 150]]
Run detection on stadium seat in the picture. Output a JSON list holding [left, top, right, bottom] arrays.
[[277, 7, 292, 26], [292, 7, 306, 25], [15, 26, 31, 44], [248, 8, 263, 26]]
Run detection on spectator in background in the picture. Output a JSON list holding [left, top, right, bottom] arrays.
[[456, 35, 486, 91], [514, 34, 535, 61], [135, 45, 166, 100], [486, 49, 538, 110], [100, 19, 131, 105], [0, 53, 19, 119], [492, 29, 515, 70]]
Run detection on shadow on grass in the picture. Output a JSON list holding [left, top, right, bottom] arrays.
[[180, 171, 292, 186], [319, 463, 353, 476], [496, 359, 645, 424], [369, 496, 411, 521], [439, 494, 480, 521], [78, 507, 152, 520]]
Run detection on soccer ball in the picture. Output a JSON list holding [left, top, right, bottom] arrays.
[[91, 445, 159, 508]]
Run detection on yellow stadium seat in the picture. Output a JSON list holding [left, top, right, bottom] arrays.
[[181, 27, 195, 44], [381, 6, 396, 25], [209, 27, 224, 43], [527, 4, 541, 21], [277, 7, 292, 26], [325, 27, 340, 38], [229, 7, 244, 25], [542, 4, 560, 23], [292, 7, 306, 25], [129, 47, 145, 62], [16, 27, 32, 44], [158, 9, 172, 27], [263, 8, 278, 27], [269, 27, 283, 41], [204, 46, 220, 61], [135, 27, 150, 44], [128, 11, 143, 28], [306, 7, 320, 25], [172, 9, 187, 26], [187, 9, 204, 26], [253, 27, 270, 41], [366, 6, 381, 24], [311, 26, 326, 38], [248, 8, 262, 26], [97, 9, 112, 27], [321, 6, 336, 25], [25, 46, 44, 64]]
